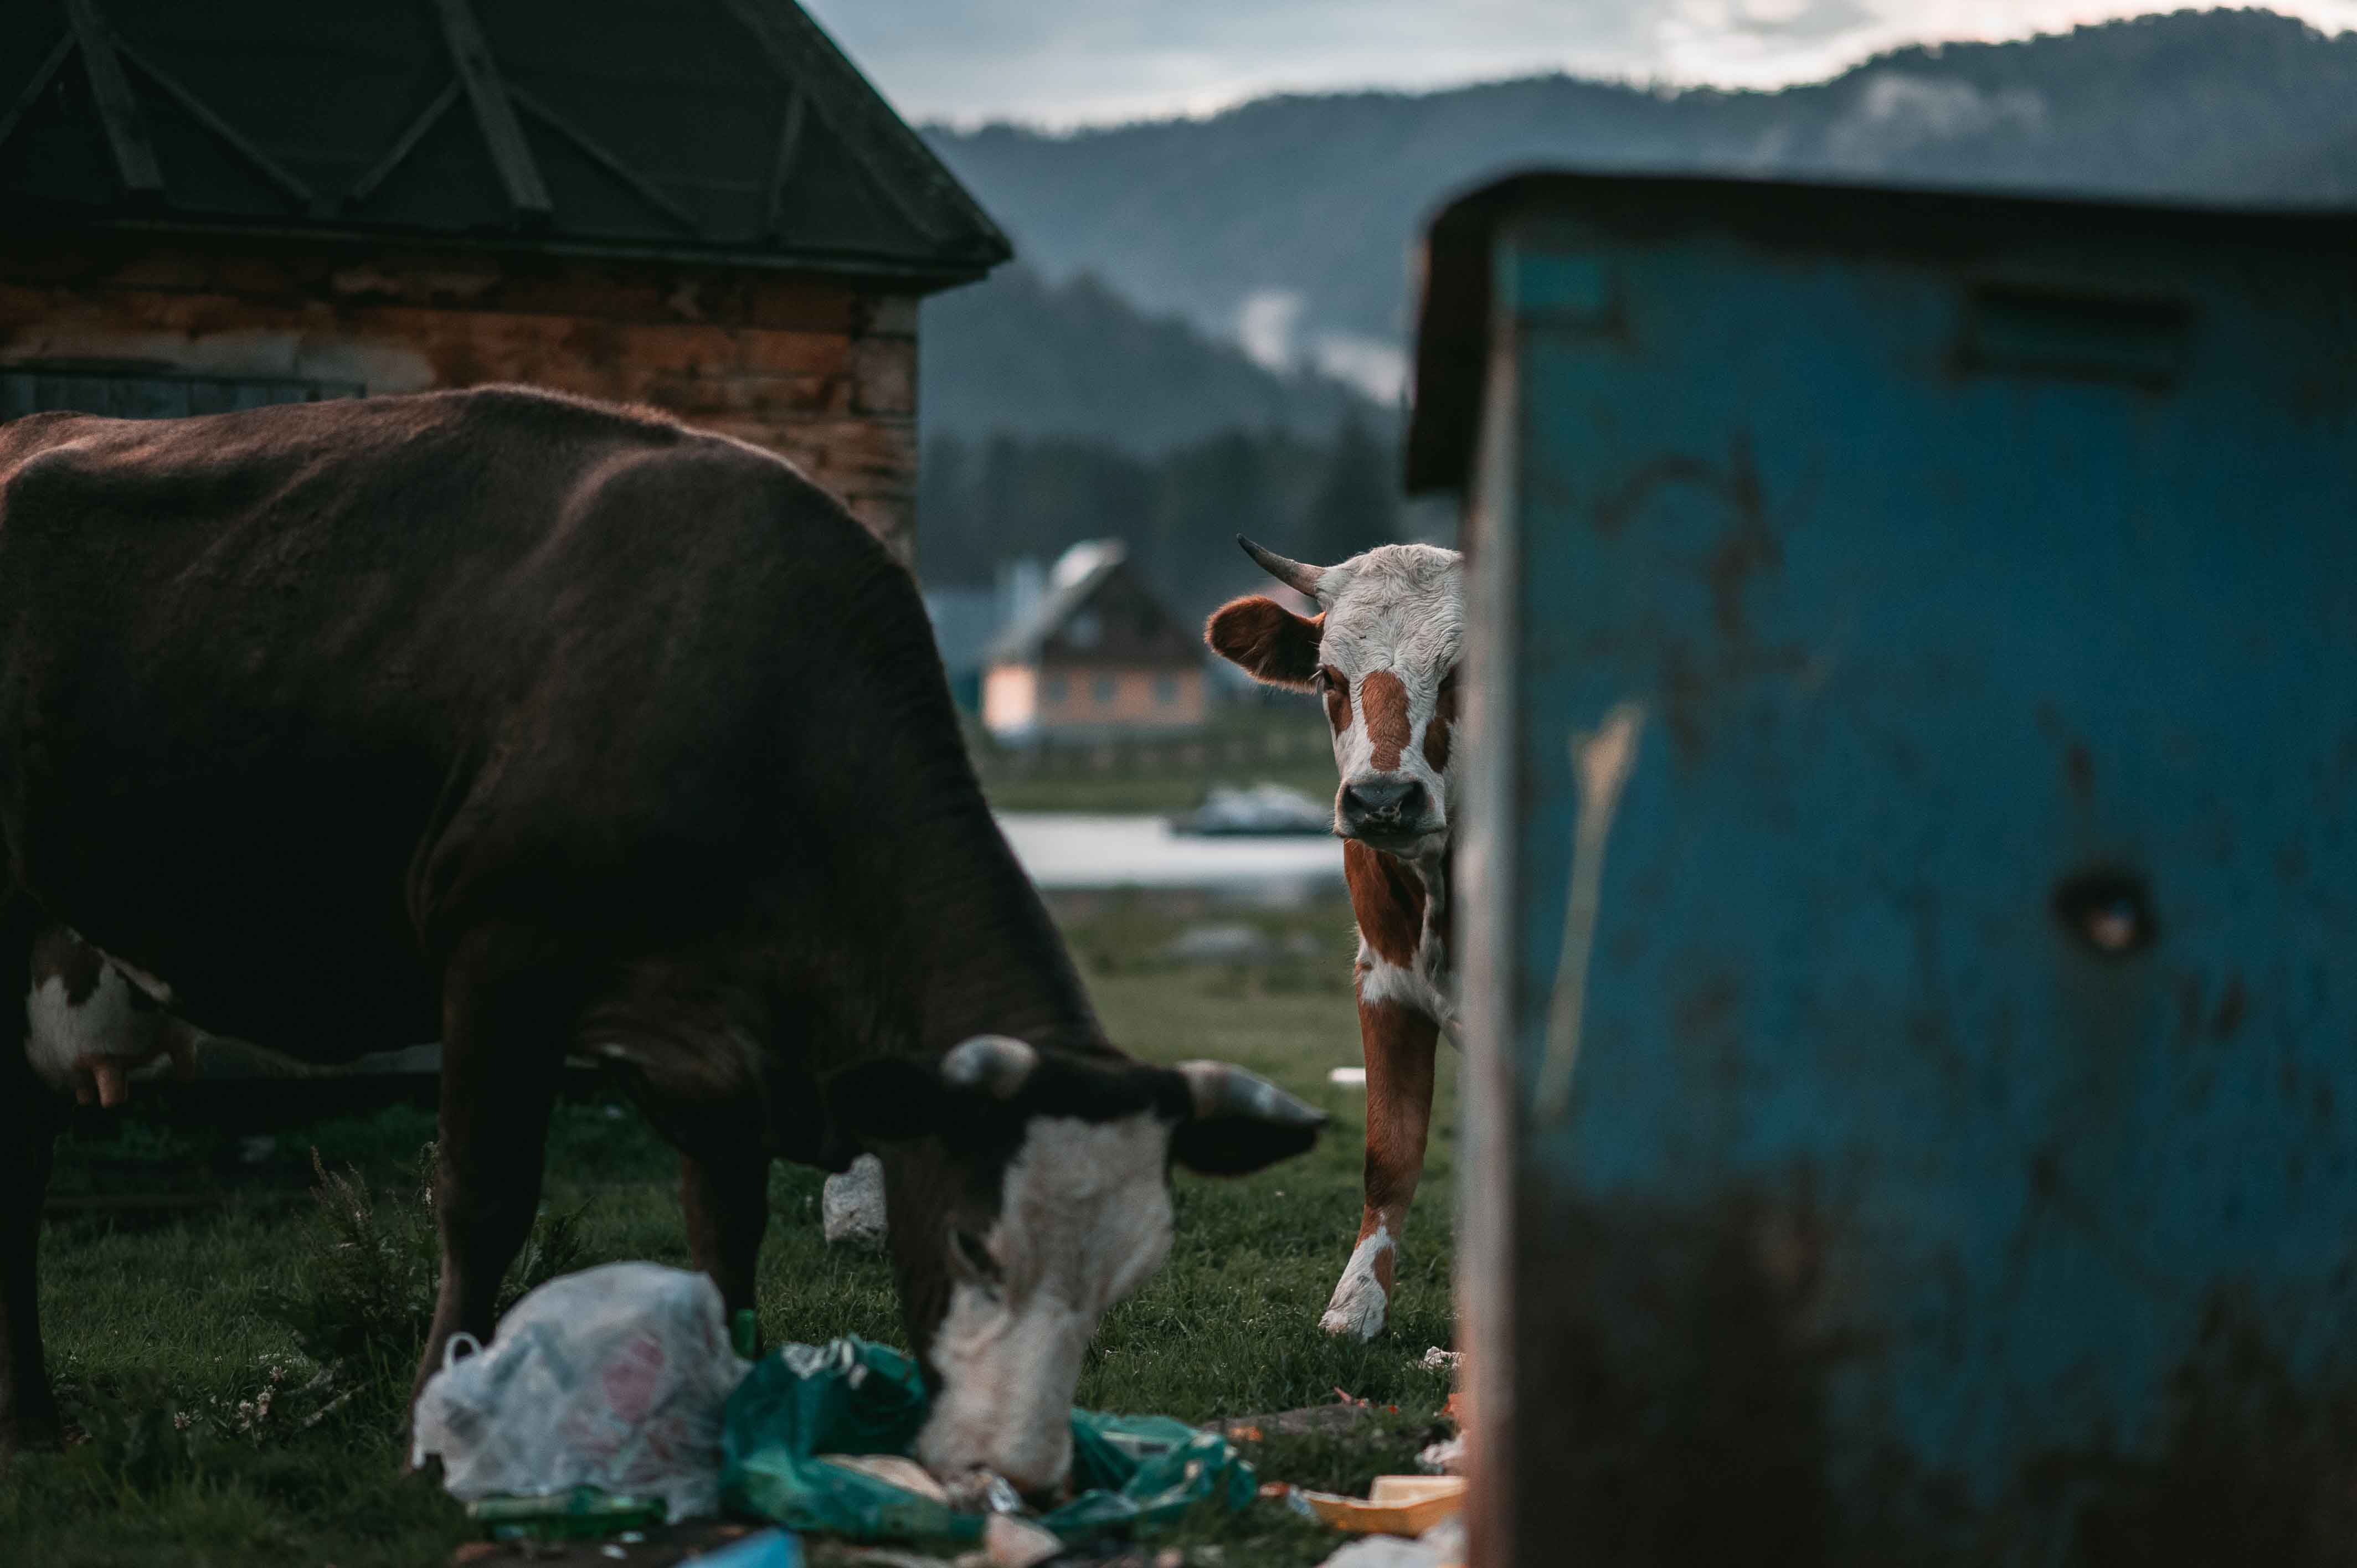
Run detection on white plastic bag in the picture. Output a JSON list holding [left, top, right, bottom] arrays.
[[410, 1262, 751, 1522]]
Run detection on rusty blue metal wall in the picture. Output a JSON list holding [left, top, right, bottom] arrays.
[[1437, 178, 2357, 1566]]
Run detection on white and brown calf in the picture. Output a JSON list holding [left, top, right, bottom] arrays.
[[23, 926, 199, 1108], [1207, 537, 1462, 1340]]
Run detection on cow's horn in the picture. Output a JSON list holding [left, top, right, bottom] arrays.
[[1176, 1060, 1327, 1128], [941, 1035, 1039, 1099], [1236, 535, 1326, 600]]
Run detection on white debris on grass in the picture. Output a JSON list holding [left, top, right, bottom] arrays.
[[1419, 1347, 1460, 1371], [822, 1153, 888, 1250], [1329, 1066, 1367, 1087], [1317, 1516, 1466, 1568], [1416, 1435, 1465, 1475]]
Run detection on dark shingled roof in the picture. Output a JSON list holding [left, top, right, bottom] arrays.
[[986, 541, 1203, 669], [0, 0, 1010, 288]]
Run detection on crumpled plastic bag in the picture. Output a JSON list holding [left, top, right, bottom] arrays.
[[721, 1337, 1255, 1545], [412, 1262, 752, 1523]]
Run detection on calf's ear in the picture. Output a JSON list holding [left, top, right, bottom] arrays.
[[1167, 1060, 1327, 1175], [1206, 597, 1322, 690]]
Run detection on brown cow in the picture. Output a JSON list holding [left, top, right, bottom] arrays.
[[1207, 537, 1461, 1340], [0, 388, 1324, 1487]]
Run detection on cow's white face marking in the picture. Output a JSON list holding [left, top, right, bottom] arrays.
[[1308, 545, 1463, 850], [915, 1112, 1175, 1492], [1319, 1223, 1393, 1342]]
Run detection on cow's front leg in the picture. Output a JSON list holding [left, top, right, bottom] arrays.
[[0, 1089, 61, 1459], [680, 1149, 770, 1322], [1, 900, 61, 1461], [410, 928, 575, 1423], [1321, 997, 1439, 1340]]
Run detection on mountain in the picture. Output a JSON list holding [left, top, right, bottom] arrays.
[[919, 264, 1380, 452], [924, 9, 2357, 396]]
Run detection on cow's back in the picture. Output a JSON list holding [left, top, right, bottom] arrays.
[[0, 387, 924, 1054]]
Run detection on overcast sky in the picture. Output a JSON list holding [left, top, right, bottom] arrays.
[[800, 1, 2357, 127]]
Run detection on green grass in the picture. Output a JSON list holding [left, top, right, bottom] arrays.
[[1, 893, 1456, 1566]]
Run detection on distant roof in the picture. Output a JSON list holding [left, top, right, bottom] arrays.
[[986, 540, 1200, 668], [0, 0, 1010, 288]]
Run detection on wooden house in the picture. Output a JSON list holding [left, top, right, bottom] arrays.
[[0, 0, 1009, 564], [981, 540, 1206, 744]]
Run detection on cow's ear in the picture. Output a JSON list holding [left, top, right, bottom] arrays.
[[1167, 1060, 1327, 1176], [827, 1059, 955, 1142], [1206, 597, 1322, 690]]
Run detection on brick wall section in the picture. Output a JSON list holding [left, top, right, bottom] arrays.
[[0, 235, 925, 564]]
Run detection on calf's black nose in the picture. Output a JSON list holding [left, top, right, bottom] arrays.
[[1340, 778, 1425, 827]]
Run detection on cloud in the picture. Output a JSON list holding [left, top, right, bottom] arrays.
[[804, 0, 2357, 126], [1236, 289, 1305, 372]]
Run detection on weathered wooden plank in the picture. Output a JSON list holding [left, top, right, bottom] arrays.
[[507, 83, 699, 235], [113, 38, 313, 209], [0, 32, 74, 161], [346, 79, 460, 208], [62, 0, 163, 195], [431, 0, 550, 222]]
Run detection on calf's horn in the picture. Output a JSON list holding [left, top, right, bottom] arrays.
[[1176, 1060, 1327, 1128], [1236, 535, 1326, 600], [941, 1034, 1039, 1099]]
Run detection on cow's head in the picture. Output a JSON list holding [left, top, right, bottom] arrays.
[[1206, 538, 1464, 853], [827, 1035, 1322, 1494]]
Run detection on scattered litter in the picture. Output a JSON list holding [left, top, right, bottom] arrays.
[[984, 1514, 1064, 1567], [678, 1527, 804, 1567], [415, 1263, 753, 1524], [1328, 1067, 1367, 1087], [1297, 1476, 1466, 1538], [1418, 1347, 1460, 1373], [1317, 1515, 1465, 1568], [723, 1337, 1255, 1546], [600, 1547, 627, 1561], [1217, 1402, 1376, 1442], [822, 1156, 889, 1250], [1414, 1437, 1464, 1476]]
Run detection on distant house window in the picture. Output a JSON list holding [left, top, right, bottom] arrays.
[[0, 366, 363, 421], [1043, 674, 1069, 704], [1092, 675, 1117, 704], [1154, 675, 1180, 705]]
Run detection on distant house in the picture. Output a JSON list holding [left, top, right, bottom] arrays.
[[0, 0, 1008, 564], [982, 541, 1206, 744]]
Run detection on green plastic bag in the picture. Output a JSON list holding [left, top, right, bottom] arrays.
[[721, 1338, 1256, 1545]]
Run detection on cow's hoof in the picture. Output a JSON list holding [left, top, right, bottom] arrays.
[[822, 1154, 888, 1250], [1319, 1226, 1393, 1340]]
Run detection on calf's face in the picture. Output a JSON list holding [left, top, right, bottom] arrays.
[[1208, 540, 1464, 853], [829, 1036, 1322, 1494]]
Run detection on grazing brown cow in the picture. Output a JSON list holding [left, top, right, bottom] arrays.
[[1207, 537, 1461, 1340], [0, 388, 1324, 1487]]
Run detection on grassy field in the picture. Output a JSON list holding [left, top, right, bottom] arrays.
[[0, 891, 1458, 1567]]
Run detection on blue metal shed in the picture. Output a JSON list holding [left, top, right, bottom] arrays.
[[1410, 174, 2357, 1565]]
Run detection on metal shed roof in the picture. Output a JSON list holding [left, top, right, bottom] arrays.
[[1403, 171, 2357, 495], [0, 0, 1010, 287]]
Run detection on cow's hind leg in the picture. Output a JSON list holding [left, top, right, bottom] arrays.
[[0, 896, 61, 1458], [410, 927, 577, 1421], [680, 1149, 769, 1327], [1321, 997, 1440, 1340]]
